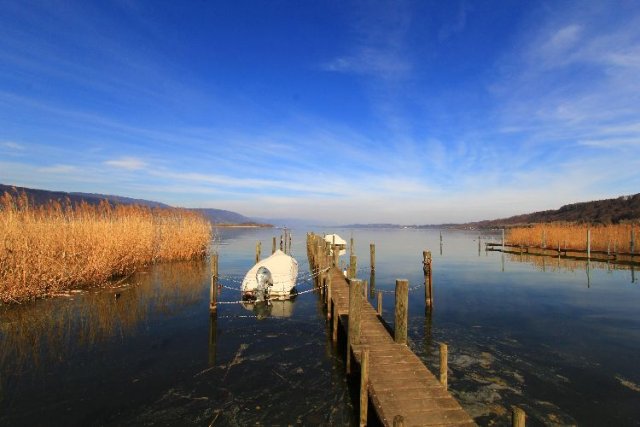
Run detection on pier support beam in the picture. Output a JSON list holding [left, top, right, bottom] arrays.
[[394, 279, 409, 345], [210, 253, 218, 312], [360, 348, 369, 426], [347, 279, 363, 374], [439, 343, 448, 389]]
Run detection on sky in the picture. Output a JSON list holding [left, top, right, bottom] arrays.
[[1, 1, 640, 224]]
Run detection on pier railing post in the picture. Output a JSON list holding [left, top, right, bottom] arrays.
[[255, 241, 261, 264], [512, 406, 526, 427], [349, 254, 357, 279], [280, 235, 283, 251], [423, 250, 433, 308], [439, 342, 448, 389], [377, 291, 383, 316], [347, 279, 363, 374], [370, 243, 375, 271], [393, 415, 405, 427], [360, 348, 369, 427], [272, 236, 276, 254], [326, 273, 332, 321], [394, 279, 409, 345], [210, 253, 219, 312]]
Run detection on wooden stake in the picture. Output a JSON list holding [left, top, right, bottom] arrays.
[[393, 415, 405, 427], [512, 406, 526, 427], [587, 228, 591, 259], [272, 236, 276, 254], [210, 253, 218, 312], [359, 348, 369, 427], [255, 241, 261, 264], [377, 291, 383, 316], [394, 279, 409, 345], [349, 254, 357, 279], [326, 273, 332, 321], [439, 342, 448, 389], [370, 243, 376, 271], [347, 279, 363, 374]]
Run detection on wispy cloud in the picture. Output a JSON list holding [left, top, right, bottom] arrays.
[[38, 164, 78, 174], [1, 141, 24, 150], [104, 157, 147, 170]]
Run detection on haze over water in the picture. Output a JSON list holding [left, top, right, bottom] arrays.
[[1, 228, 638, 425]]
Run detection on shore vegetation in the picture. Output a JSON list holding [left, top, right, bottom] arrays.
[[0, 192, 211, 303]]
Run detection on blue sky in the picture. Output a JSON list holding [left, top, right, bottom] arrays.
[[1, 1, 639, 224]]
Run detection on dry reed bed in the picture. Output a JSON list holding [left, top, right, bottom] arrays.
[[0, 192, 211, 303], [507, 223, 638, 252]]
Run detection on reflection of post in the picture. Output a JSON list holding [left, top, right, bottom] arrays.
[[424, 306, 432, 353], [501, 253, 505, 272], [208, 313, 217, 365], [586, 260, 591, 288], [478, 236, 481, 256], [632, 266, 636, 284]]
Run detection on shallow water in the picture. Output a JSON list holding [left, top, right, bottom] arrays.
[[1, 228, 639, 426]]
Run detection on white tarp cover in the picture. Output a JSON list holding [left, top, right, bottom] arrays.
[[324, 234, 346, 245], [241, 249, 298, 299]]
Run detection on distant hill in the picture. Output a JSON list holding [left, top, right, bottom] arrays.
[[0, 184, 270, 226], [468, 193, 640, 228]]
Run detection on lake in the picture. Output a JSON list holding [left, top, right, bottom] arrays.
[[1, 228, 639, 426]]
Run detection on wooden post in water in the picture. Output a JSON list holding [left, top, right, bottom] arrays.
[[587, 228, 591, 259], [280, 235, 283, 251], [350, 236, 354, 257], [333, 244, 339, 267], [394, 279, 409, 345], [210, 253, 219, 312], [360, 348, 369, 426], [502, 229, 505, 250], [363, 280, 368, 298], [377, 291, 383, 316], [289, 231, 292, 254], [349, 254, 357, 279], [255, 241, 261, 264], [272, 236, 276, 254], [439, 342, 448, 389], [423, 251, 433, 309], [347, 279, 363, 374], [326, 273, 332, 321], [393, 415, 405, 427], [512, 407, 526, 427], [631, 225, 635, 255], [370, 243, 375, 271]]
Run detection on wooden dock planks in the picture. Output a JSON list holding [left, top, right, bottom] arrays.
[[326, 267, 475, 427]]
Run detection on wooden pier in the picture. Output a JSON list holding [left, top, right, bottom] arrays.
[[307, 233, 475, 427], [485, 242, 639, 266]]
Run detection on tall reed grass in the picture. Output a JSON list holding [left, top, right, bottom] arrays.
[[507, 223, 638, 252], [0, 192, 212, 303]]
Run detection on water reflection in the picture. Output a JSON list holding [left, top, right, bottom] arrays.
[[0, 260, 208, 381], [240, 299, 296, 318]]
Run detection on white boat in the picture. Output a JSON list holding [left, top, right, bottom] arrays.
[[241, 249, 298, 301], [324, 233, 347, 256]]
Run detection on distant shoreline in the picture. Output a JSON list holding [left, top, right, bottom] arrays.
[[213, 224, 273, 228]]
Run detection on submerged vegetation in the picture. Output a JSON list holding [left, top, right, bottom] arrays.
[[0, 192, 212, 303], [507, 222, 638, 252]]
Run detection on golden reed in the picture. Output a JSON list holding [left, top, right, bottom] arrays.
[[0, 192, 212, 303], [507, 222, 638, 252]]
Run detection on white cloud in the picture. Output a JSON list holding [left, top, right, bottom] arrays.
[[104, 156, 147, 170], [38, 164, 78, 173], [1, 141, 24, 150]]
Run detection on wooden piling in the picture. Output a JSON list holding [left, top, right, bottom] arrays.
[[347, 279, 363, 374], [280, 235, 283, 251], [423, 251, 433, 308], [512, 407, 526, 427], [439, 342, 448, 389], [272, 236, 276, 254], [394, 279, 409, 345], [502, 229, 505, 250], [587, 228, 591, 259], [393, 415, 405, 427], [326, 273, 332, 321], [377, 291, 382, 316], [332, 244, 339, 267], [370, 243, 375, 271], [350, 236, 354, 256], [210, 253, 219, 312], [255, 241, 261, 264], [360, 348, 369, 426], [631, 225, 635, 255], [349, 254, 357, 279]]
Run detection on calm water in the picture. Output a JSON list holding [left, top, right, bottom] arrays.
[[1, 228, 639, 426]]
